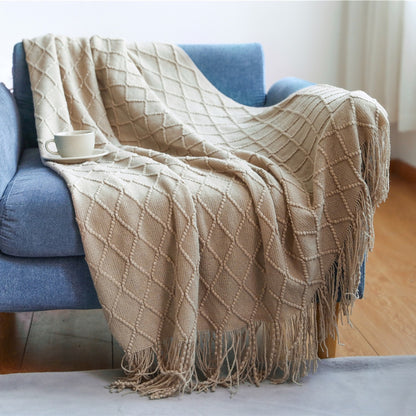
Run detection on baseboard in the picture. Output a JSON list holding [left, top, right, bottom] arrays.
[[390, 159, 416, 183]]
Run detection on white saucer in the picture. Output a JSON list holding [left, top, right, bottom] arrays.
[[44, 149, 109, 164]]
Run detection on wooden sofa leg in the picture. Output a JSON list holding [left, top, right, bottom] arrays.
[[318, 304, 340, 359]]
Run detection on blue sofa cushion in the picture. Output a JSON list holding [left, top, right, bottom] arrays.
[[0, 148, 84, 257], [12, 42, 266, 148], [0, 252, 99, 312]]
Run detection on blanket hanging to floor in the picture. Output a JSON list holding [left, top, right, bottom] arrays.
[[23, 35, 390, 399]]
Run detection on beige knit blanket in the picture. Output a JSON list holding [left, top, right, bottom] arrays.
[[24, 35, 390, 398]]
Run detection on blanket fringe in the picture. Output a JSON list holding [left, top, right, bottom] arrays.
[[109, 198, 369, 399], [110, 197, 369, 400], [110, 98, 390, 400], [110, 308, 320, 399]]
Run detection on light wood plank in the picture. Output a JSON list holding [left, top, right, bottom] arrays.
[[336, 173, 416, 356], [353, 301, 416, 356], [336, 318, 378, 357], [21, 309, 112, 372]]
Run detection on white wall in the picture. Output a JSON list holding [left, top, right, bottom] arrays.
[[0, 1, 343, 89], [390, 126, 416, 167]]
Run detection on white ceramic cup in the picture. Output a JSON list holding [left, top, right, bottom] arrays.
[[45, 130, 95, 158]]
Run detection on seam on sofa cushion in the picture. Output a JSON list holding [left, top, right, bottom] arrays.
[[0, 172, 19, 251]]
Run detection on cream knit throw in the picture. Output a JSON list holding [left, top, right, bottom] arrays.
[[24, 35, 390, 398]]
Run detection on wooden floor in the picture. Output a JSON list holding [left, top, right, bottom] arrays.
[[336, 172, 416, 357], [1, 173, 415, 374]]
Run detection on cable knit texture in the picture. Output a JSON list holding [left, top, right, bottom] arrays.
[[23, 35, 390, 398]]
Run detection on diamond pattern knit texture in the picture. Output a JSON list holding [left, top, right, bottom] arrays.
[[23, 35, 390, 398]]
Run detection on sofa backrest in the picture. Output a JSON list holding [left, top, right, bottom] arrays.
[[12, 44, 36, 149], [180, 44, 266, 107], [12, 42, 266, 149], [0, 83, 22, 197]]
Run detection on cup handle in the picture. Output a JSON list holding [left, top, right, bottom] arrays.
[[45, 139, 59, 155]]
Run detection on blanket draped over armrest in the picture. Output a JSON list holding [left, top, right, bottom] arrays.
[[23, 35, 390, 399]]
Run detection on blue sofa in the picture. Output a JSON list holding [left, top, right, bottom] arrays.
[[0, 42, 363, 313]]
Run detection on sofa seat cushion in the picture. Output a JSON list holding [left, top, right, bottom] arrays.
[[0, 148, 84, 257], [0, 252, 99, 311]]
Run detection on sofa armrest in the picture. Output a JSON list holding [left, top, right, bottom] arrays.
[[0, 83, 22, 199], [265, 77, 367, 299], [265, 77, 314, 107]]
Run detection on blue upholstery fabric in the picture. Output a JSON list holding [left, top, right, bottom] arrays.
[[12, 42, 266, 149], [358, 257, 365, 298], [0, 252, 99, 312], [0, 148, 83, 257], [180, 44, 266, 107], [12, 44, 37, 149], [266, 77, 314, 107], [0, 83, 22, 199]]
